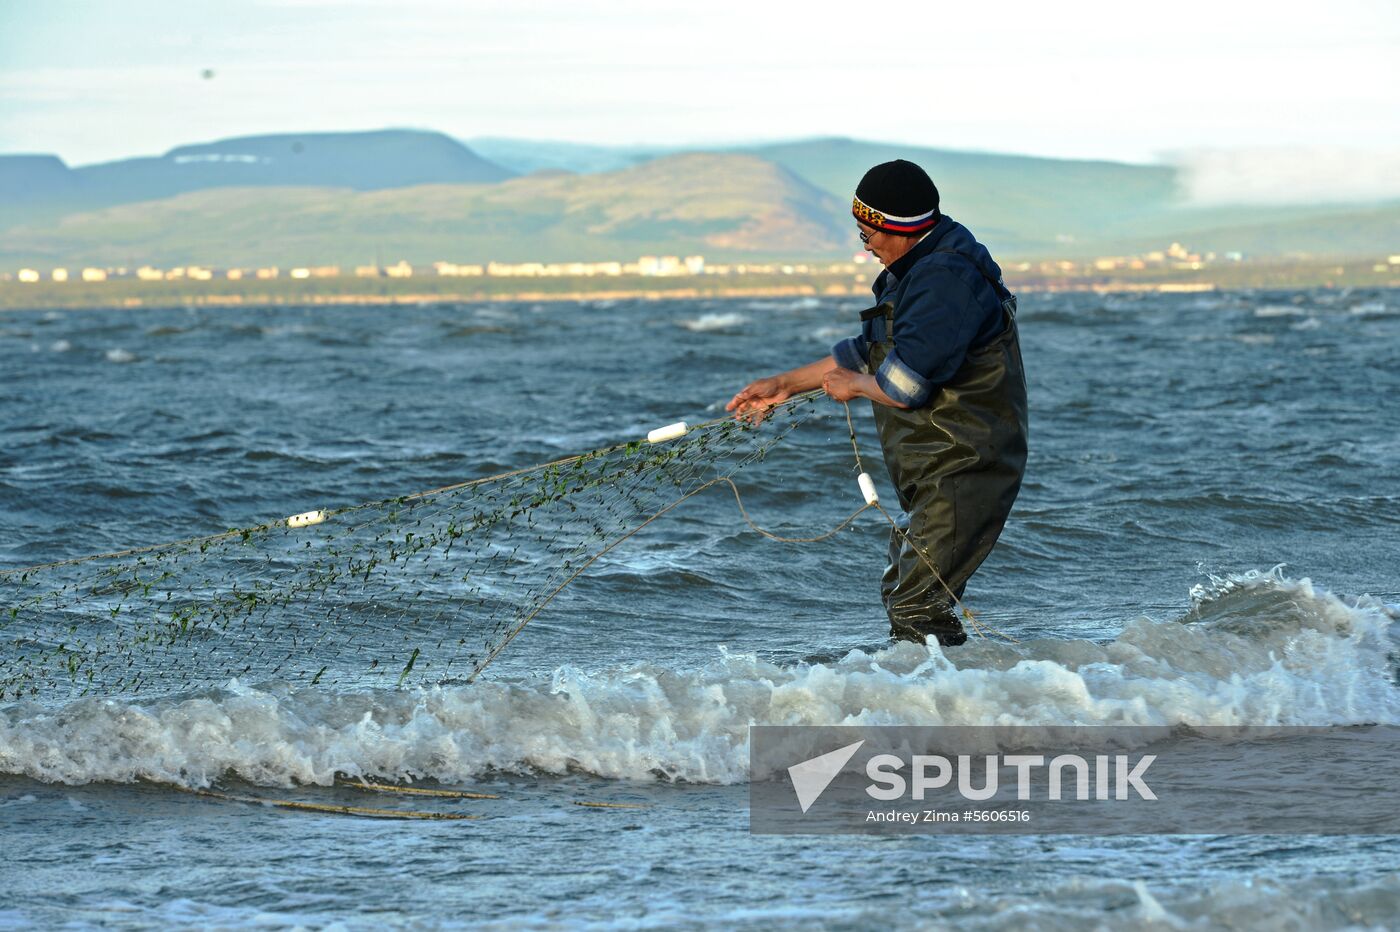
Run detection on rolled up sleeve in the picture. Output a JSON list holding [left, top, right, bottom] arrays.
[[831, 336, 870, 373], [875, 347, 934, 407]]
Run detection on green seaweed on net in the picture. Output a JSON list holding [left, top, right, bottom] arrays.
[[0, 395, 817, 702]]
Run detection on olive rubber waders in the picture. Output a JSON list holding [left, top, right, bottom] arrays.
[[865, 288, 1028, 646]]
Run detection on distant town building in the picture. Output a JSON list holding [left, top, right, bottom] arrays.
[[81, 268, 107, 282], [52, 268, 69, 282], [385, 260, 413, 278], [434, 262, 485, 277], [635, 255, 700, 276], [488, 261, 545, 277], [287, 266, 339, 279], [18, 268, 40, 283]]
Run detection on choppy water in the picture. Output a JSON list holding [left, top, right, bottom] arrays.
[[2, 289, 1399, 928]]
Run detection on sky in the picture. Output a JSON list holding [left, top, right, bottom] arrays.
[[2, 0, 1398, 188]]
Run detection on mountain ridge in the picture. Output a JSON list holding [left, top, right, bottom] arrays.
[[0, 152, 850, 267], [0, 129, 514, 228], [2, 129, 1395, 265]]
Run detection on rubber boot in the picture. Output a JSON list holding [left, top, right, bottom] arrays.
[[890, 611, 968, 647]]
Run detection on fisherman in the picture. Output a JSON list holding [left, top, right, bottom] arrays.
[[727, 159, 1028, 646]]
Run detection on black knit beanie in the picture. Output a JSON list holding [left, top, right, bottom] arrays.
[[852, 159, 940, 236]]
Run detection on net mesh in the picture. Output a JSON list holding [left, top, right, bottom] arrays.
[[1, 395, 818, 703]]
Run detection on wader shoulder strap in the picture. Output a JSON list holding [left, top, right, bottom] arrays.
[[860, 301, 894, 344], [856, 249, 1017, 347]]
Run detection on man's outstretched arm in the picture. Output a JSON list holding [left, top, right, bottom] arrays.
[[726, 355, 838, 419]]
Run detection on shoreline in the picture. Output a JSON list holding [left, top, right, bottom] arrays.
[[2, 265, 1396, 312]]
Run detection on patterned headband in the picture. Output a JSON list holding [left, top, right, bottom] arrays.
[[852, 195, 939, 235]]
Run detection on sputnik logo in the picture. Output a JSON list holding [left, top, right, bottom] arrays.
[[788, 740, 865, 813]]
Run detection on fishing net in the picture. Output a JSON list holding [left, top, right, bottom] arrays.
[[1, 395, 820, 703]]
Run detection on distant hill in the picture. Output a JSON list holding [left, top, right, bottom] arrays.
[[465, 137, 659, 176], [740, 137, 1182, 255], [0, 130, 514, 229], [0, 153, 848, 267], [2, 129, 1396, 266], [0, 154, 84, 205], [1120, 201, 1400, 258]]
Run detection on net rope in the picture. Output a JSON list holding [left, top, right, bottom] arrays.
[[2, 392, 1012, 705], [1, 396, 829, 702]]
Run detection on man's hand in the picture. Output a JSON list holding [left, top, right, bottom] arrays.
[[822, 368, 911, 409], [822, 367, 864, 402], [727, 376, 791, 423]]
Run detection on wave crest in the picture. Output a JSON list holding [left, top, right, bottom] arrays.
[[2, 572, 1395, 788]]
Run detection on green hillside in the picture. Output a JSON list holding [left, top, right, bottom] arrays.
[[3, 131, 1396, 268], [0, 130, 514, 232], [0, 153, 848, 267], [745, 137, 1182, 255], [746, 137, 1400, 259], [1122, 202, 1400, 257]]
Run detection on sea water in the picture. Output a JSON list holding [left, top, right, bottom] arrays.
[[1, 289, 1398, 928]]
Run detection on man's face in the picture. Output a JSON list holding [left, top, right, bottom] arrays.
[[858, 223, 916, 267]]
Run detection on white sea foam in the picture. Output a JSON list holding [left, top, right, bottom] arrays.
[[808, 325, 850, 342], [1253, 305, 1305, 318], [677, 312, 747, 332], [1, 572, 1395, 788], [255, 324, 315, 337], [821, 871, 1400, 931], [739, 297, 826, 313], [1350, 301, 1391, 317], [104, 348, 137, 363]]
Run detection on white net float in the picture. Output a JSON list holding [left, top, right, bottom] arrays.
[[646, 421, 689, 444], [286, 510, 327, 528], [857, 473, 879, 506]]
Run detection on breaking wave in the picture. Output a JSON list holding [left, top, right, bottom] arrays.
[[2, 571, 1395, 788], [676, 312, 748, 332]]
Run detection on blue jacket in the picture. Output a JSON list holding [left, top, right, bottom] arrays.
[[832, 215, 1010, 408]]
